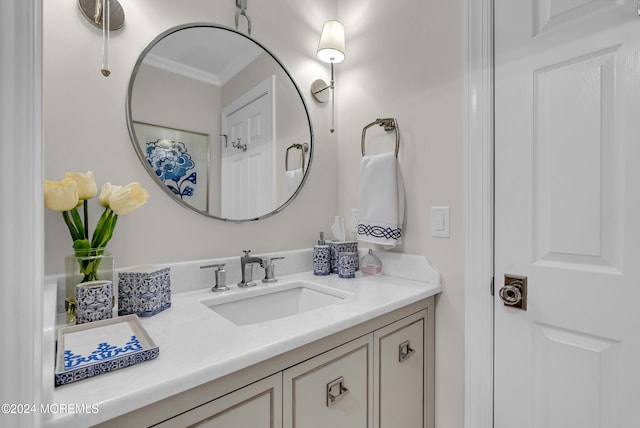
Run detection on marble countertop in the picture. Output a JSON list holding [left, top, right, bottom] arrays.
[[44, 261, 441, 427]]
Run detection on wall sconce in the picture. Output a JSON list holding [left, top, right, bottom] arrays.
[[311, 20, 345, 133], [78, 0, 125, 77]]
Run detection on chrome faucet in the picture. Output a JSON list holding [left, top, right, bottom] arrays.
[[238, 250, 263, 288]]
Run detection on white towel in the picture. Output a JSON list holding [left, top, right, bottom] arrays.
[[281, 168, 303, 204], [357, 152, 405, 248]]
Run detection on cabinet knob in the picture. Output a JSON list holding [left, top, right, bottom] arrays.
[[326, 376, 349, 407]]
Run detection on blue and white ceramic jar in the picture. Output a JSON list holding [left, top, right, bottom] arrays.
[[338, 252, 358, 279], [118, 266, 171, 317], [330, 241, 359, 273], [75, 280, 113, 324]]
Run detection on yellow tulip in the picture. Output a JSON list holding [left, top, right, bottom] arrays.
[[44, 178, 79, 212], [107, 182, 149, 215], [65, 171, 97, 200], [99, 182, 120, 207]]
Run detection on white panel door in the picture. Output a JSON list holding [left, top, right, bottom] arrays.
[[221, 77, 275, 219], [495, 2, 640, 427]]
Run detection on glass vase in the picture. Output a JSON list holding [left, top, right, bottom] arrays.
[[65, 247, 114, 324]]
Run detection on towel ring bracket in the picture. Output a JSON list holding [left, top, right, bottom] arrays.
[[285, 143, 308, 173], [361, 117, 400, 158]]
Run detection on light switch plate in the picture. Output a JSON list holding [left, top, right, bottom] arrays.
[[431, 206, 450, 238]]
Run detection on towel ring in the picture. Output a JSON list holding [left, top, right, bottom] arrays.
[[361, 118, 400, 158], [285, 143, 309, 173]]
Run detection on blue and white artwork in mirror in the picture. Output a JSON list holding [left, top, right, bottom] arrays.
[[133, 122, 209, 211]]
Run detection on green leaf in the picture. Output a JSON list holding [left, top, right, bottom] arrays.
[[72, 239, 90, 251], [92, 210, 118, 249], [70, 207, 85, 240], [91, 208, 111, 248], [62, 211, 81, 241], [101, 214, 118, 246]]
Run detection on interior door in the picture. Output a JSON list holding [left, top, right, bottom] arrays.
[[221, 77, 275, 219], [494, 2, 640, 427]]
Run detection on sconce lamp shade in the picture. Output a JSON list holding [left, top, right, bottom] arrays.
[[316, 20, 345, 64]]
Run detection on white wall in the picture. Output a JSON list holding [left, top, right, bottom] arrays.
[[43, 0, 338, 274], [336, 1, 466, 427]]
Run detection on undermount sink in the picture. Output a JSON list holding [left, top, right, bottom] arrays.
[[201, 280, 352, 326]]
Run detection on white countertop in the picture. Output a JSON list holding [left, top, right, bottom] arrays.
[[44, 260, 441, 427]]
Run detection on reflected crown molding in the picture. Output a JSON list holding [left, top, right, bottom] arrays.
[[144, 53, 220, 86], [143, 48, 263, 87]]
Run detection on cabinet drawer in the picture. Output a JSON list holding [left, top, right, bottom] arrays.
[[156, 373, 282, 428], [374, 310, 427, 428], [283, 334, 373, 428]]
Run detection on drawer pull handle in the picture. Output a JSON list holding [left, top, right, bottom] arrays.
[[399, 340, 415, 362], [326, 376, 349, 407]]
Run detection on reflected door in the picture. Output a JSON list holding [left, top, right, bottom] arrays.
[[495, 1, 640, 427], [221, 77, 275, 219]]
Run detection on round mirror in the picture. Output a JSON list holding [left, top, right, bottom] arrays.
[[127, 24, 313, 222]]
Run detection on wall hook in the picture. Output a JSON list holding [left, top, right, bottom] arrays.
[[232, 137, 247, 151]]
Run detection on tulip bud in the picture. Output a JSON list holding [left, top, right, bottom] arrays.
[[99, 182, 120, 208], [44, 178, 79, 212], [108, 182, 149, 215], [65, 171, 97, 200]]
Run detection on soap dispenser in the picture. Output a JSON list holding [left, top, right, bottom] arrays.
[[313, 232, 331, 275]]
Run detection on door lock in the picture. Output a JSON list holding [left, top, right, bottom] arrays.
[[499, 274, 527, 310]]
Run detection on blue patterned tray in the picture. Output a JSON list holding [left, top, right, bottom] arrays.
[[54, 314, 159, 387]]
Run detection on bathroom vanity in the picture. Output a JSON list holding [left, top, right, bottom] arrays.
[[44, 251, 441, 428]]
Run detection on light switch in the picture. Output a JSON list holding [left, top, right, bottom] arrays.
[[431, 206, 450, 238]]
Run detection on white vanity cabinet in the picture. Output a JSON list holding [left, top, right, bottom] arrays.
[[154, 373, 282, 428], [374, 309, 431, 428], [94, 298, 434, 428], [283, 334, 374, 428], [282, 309, 431, 428]]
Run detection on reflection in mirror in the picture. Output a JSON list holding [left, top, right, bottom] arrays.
[[127, 24, 313, 221]]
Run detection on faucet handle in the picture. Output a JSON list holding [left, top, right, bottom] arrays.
[[242, 250, 252, 257], [262, 256, 285, 283], [200, 263, 229, 292]]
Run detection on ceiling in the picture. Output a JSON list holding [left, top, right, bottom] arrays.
[[142, 26, 263, 86]]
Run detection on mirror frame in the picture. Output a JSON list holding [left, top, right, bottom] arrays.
[[126, 23, 314, 222]]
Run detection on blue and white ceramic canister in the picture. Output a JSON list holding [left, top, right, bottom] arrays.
[[330, 241, 359, 273], [75, 280, 113, 324], [118, 266, 171, 317], [338, 252, 358, 279]]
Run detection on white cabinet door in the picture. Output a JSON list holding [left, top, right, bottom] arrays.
[[283, 334, 374, 428], [374, 310, 428, 428], [156, 373, 282, 428]]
